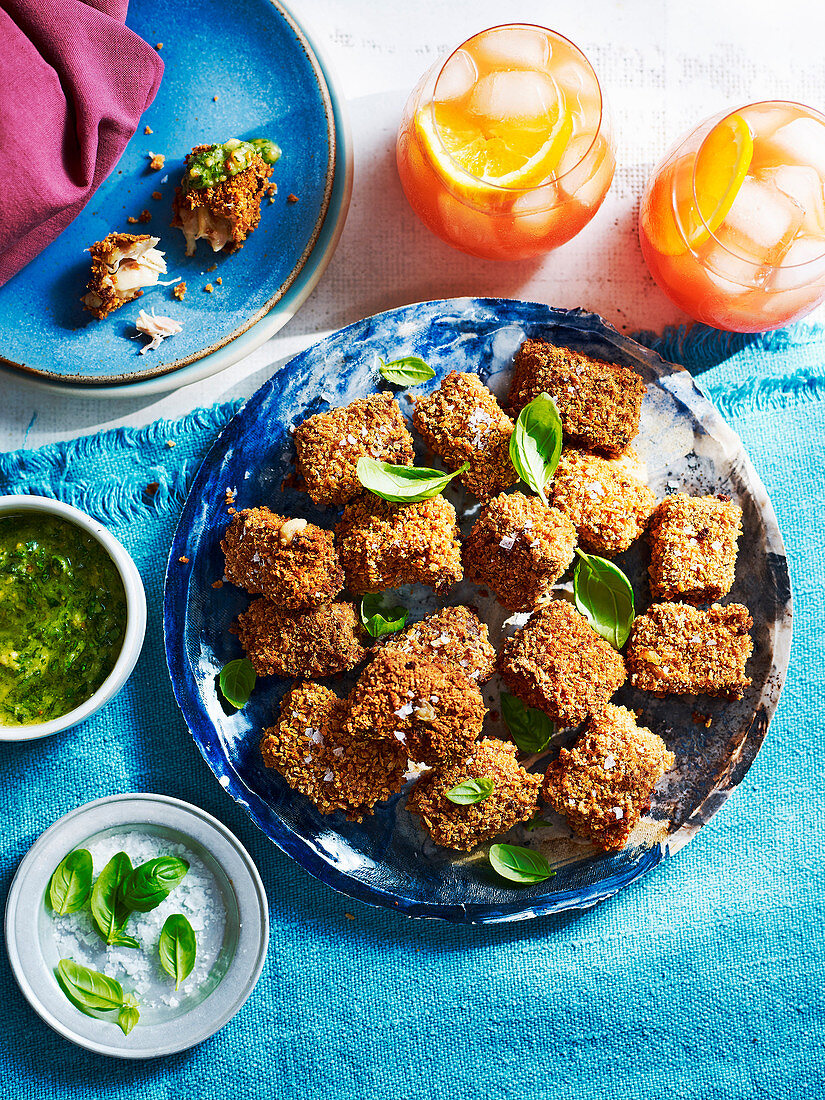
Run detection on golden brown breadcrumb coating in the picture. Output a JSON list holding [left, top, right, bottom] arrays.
[[407, 738, 542, 850], [411, 371, 518, 500], [171, 147, 272, 255], [343, 649, 485, 765], [498, 600, 627, 726], [550, 449, 657, 556], [382, 606, 496, 684], [335, 494, 462, 596], [507, 338, 646, 455], [647, 493, 743, 602], [462, 492, 577, 612], [626, 602, 753, 698], [221, 507, 343, 609], [260, 683, 407, 821], [293, 393, 415, 507], [231, 599, 369, 678], [542, 704, 674, 850], [82, 232, 163, 318]]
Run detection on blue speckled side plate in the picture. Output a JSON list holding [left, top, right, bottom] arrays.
[[163, 299, 792, 924], [0, 0, 350, 393]]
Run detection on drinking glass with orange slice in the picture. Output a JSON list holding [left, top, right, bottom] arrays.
[[396, 25, 615, 260], [640, 101, 825, 332]]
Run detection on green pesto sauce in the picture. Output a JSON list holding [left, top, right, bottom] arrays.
[[184, 137, 282, 190], [0, 514, 127, 726]]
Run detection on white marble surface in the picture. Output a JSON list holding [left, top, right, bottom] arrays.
[[3, 0, 825, 450]]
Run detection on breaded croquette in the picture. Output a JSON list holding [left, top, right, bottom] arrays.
[[82, 233, 168, 318], [335, 494, 462, 596], [507, 338, 646, 455], [293, 393, 415, 507], [382, 606, 496, 684], [171, 145, 273, 256], [542, 704, 674, 850], [550, 448, 657, 556], [231, 599, 369, 678], [407, 738, 542, 850], [498, 600, 627, 726], [411, 371, 518, 500], [462, 492, 577, 611], [344, 650, 485, 765], [221, 507, 343, 609], [627, 602, 753, 698], [647, 493, 743, 602], [260, 683, 407, 821]]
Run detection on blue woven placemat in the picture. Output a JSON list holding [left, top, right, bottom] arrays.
[[1, 325, 823, 1099]]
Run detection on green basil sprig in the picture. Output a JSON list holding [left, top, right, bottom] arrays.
[[356, 457, 468, 503], [500, 692, 555, 754], [359, 593, 408, 638], [524, 816, 556, 832], [509, 392, 563, 505], [91, 852, 139, 948], [159, 914, 197, 990], [119, 857, 189, 914], [55, 959, 140, 1035], [489, 843, 557, 885], [48, 849, 92, 916], [573, 550, 635, 649], [445, 777, 494, 805], [118, 996, 140, 1036], [219, 658, 257, 709], [378, 355, 435, 386]]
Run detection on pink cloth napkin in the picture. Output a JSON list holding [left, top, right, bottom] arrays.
[[0, 0, 163, 286]]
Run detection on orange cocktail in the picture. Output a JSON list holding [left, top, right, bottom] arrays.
[[396, 25, 615, 261], [639, 101, 825, 332]]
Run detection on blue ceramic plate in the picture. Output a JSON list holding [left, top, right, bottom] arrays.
[[0, 0, 351, 396], [163, 299, 792, 924]]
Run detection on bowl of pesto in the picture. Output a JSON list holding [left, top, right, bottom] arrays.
[[0, 497, 146, 741]]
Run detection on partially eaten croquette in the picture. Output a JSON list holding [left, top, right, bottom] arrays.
[[171, 145, 273, 256], [626, 602, 753, 698], [498, 600, 627, 727], [411, 371, 518, 500], [231, 599, 369, 678], [647, 493, 743, 603], [382, 606, 496, 684], [550, 448, 657, 556], [407, 738, 542, 850], [293, 393, 416, 507], [507, 338, 646, 455], [462, 492, 577, 611], [335, 494, 462, 596], [82, 233, 168, 318], [541, 704, 674, 850], [221, 507, 343, 609], [260, 683, 407, 821], [344, 649, 485, 765]]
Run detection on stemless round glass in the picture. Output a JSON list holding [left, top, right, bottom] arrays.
[[639, 101, 825, 332], [396, 24, 615, 261]]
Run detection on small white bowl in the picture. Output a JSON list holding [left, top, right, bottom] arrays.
[[0, 495, 146, 742]]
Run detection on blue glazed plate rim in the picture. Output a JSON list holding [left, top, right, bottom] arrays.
[[163, 297, 792, 924]]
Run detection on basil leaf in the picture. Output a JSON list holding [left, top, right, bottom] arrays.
[[500, 693, 555, 753], [356, 456, 468, 503], [359, 593, 408, 638], [158, 914, 197, 991], [119, 857, 189, 913], [118, 998, 140, 1036], [48, 849, 92, 916], [573, 550, 635, 649], [489, 843, 557, 884], [445, 777, 494, 805], [110, 933, 141, 949], [509, 392, 563, 505], [219, 658, 256, 709], [91, 852, 133, 946], [55, 959, 124, 1014], [524, 816, 556, 831], [378, 355, 435, 386]]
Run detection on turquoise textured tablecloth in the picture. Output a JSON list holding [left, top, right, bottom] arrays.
[[1, 324, 823, 1099]]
